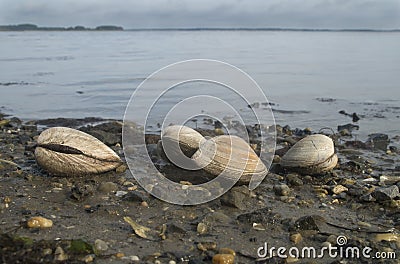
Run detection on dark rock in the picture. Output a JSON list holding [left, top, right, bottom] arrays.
[[293, 215, 327, 231], [273, 184, 290, 196], [221, 185, 253, 210], [122, 191, 148, 202], [286, 173, 303, 186], [372, 185, 400, 202], [70, 184, 95, 201], [237, 207, 279, 225], [352, 113, 360, 122], [367, 133, 390, 151], [338, 123, 359, 133], [97, 182, 118, 193]]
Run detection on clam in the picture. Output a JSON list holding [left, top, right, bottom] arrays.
[[192, 135, 268, 184], [35, 127, 122, 176], [280, 134, 338, 174], [160, 125, 205, 158]]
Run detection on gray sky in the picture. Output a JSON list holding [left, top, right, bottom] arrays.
[[0, 0, 399, 29]]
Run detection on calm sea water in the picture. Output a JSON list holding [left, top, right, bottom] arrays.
[[0, 30, 399, 138]]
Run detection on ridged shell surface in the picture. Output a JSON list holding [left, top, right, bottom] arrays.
[[192, 135, 267, 183], [161, 125, 205, 157], [35, 127, 122, 176], [280, 134, 338, 174]]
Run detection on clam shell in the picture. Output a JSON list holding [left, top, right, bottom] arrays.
[[192, 135, 268, 184], [35, 127, 122, 176], [280, 134, 338, 174], [161, 125, 205, 158]]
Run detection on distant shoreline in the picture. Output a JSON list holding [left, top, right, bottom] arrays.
[[0, 24, 399, 32]]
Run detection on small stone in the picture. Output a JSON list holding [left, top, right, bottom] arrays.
[[286, 173, 303, 186], [221, 186, 252, 210], [374, 233, 400, 248], [82, 254, 94, 263], [321, 241, 332, 248], [42, 248, 52, 256], [286, 256, 299, 263], [141, 201, 149, 207], [116, 164, 127, 173], [54, 246, 68, 261], [169, 261, 176, 264], [293, 215, 327, 231], [372, 185, 400, 202], [197, 222, 208, 234], [115, 191, 128, 197], [290, 233, 303, 244], [326, 235, 337, 244], [27, 216, 53, 228], [197, 241, 217, 251], [212, 254, 234, 264], [98, 182, 118, 193], [332, 185, 348, 194], [130, 256, 140, 261], [115, 252, 125, 258], [94, 239, 108, 252], [274, 184, 290, 196], [218, 248, 235, 256]]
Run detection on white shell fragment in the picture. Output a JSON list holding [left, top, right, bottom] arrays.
[[35, 127, 122, 176], [192, 135, 268, 184], [280, 134, 338, 174]]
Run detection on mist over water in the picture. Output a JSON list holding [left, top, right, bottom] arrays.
[[0, 30, 399, 139]]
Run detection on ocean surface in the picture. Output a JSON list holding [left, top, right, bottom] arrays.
[[0, 30, 399, 139]]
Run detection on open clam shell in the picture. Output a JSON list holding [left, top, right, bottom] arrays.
[[192, 135, 268, 184], [35, 127, 122, 176], [280, 134, 338, 174], [161, 125, 205, 158]]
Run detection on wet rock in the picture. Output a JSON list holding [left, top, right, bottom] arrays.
[[197, 241, 217, 251], [293, 215, 327, 231], [274, 184, 290, 196], [237, 207, 278, 226], [372, 185, 400, 202], [338, 123, 359, 134], [221, 185, 253, 210], [286, 173, 303, 186], [71, 184, 95, 201], [26, 216, 53, 228], [332, 185, 348, 194], [94, 239, 108, 252], [122, 191, 148, 202], [197, 222, 208, 235], [290, 233, 302, 244], [367, 133, 390, 151], [98, 182, 118, 193], [54, 246, 68, 261]]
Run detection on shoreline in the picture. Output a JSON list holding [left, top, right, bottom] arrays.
[[0, 113, 399, 263]]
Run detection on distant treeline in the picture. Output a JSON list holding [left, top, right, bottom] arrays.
[[0, 24, 124, 31]]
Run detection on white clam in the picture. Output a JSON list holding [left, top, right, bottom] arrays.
[[280, 134, 338, 174], [35, 127, 122, 176], [192, 135, 268, 184]]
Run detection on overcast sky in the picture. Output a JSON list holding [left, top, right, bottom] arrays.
[[0, 0, 399, 29]]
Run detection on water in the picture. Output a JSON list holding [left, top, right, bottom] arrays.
[[0, 30, 399, 138]]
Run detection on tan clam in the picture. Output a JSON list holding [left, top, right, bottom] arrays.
[[192, 135, 268, 184], [280, 134, 338, 174], [160, 125, 205, 158], [35, 127, 122, 176]]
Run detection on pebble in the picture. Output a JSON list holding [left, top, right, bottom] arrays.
[[197, 241, 217, 251], [197, 222, 208, 234], [290, 233, 303, 244], [54, 246, 68, 261], [332, 185, 348, 194], [98, 182, 118, 193], [212, 254, 234, 264], [42, 248, 52, 256], [82, 254, 94, 263], [286, 173, 303, 186], [27, 216, 53, 228], [116, 164, 127, 173], [372, 185, 400, 202], [94, 239, 108, 252], [115, 191, 128, 197], [274, 184, 290, 196]]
